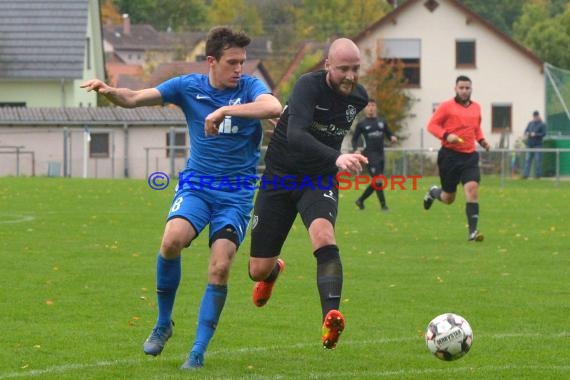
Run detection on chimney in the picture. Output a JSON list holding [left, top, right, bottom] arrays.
[[122, 13, 131, 36]]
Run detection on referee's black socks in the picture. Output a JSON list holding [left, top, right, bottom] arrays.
[[466, 202, 479, 233]]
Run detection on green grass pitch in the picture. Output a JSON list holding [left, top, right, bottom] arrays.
[[0, 176, 569, 379]]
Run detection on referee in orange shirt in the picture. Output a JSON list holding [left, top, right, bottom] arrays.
[[423, 75, 490, 241]]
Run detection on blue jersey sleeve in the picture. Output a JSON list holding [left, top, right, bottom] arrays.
[[245, 76, 271, 102], [156, 76, 184, 106]]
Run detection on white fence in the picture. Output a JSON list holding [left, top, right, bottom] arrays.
[[3, 145, 570, 185]]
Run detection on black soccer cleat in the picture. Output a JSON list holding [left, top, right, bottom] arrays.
[[423, 185, 439, 210], [355, 199, 364, 210]]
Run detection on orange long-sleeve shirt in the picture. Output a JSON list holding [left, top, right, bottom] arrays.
[[427, 98, 484, 153]]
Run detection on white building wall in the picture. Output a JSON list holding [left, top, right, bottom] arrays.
[[0, 125, 188, 179], [357, 0, 544, 150]]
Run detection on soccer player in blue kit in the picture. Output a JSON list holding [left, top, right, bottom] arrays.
[[81, 27, 282, 369]]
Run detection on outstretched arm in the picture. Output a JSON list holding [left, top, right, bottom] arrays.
[[80, 79, 163, 108]]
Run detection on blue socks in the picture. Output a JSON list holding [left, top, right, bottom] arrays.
[[154, 254, 227, 356], [191, 284, 228, 355], [155, 254, 181, 327]]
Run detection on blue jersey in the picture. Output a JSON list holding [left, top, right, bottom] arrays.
[[157, 74, 269, 182]]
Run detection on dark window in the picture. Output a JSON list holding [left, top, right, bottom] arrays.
[[491, 105, 512, 133], [166, 132, 186, 158], [401, 58, 421, 87], [0, 102, 26, 107], [456, 41, 476, 67], [89, 133, 109, 158]]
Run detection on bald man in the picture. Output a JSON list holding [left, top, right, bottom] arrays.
[[248, 38, 369, 350]]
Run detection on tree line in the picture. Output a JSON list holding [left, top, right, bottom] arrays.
[[102, 0, 570, 70], [100, 0, 570, 137]]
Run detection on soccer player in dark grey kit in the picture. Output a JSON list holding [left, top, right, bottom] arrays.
[[247, 38, 369, 350], [352, 99, 398, 211]]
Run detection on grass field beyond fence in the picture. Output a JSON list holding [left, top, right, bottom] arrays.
[[1, 176, 569, 379]]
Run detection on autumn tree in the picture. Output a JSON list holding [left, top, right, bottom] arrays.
[[101, 0, 122, 25], [293, 0, 390, 41], [277, 50, 323, 103], [248, 0, 298, 52], [116, 0, 208, 31], [207, 0, 264, 36], [360, 58, 413, 136]]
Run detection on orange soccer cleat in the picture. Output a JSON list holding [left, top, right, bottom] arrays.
[[322, 309, 345, 349], [252, 258, 285, 307]]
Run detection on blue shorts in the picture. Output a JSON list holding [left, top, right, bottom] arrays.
[[166, 181, 254, 246]]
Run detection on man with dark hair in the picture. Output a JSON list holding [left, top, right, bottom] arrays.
[[247, 38, 369, 350], [81, 26, 282, 369], [422, 75, 490, 241], [352, 99, 398, 211], [522, 110, 547, 179]]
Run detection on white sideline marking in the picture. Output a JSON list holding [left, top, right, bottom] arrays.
[[312, 365, 570, 378], [0, 214, 35, 224], [1, 332, 568, 378]]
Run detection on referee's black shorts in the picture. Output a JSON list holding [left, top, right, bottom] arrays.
[[250, 175, 339, 258], [437, 147, 480, 193]]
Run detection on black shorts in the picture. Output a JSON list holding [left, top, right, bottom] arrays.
[[437, 148, 480, 193], [250, 176, 339, 258], [366, 153, 385, 176]]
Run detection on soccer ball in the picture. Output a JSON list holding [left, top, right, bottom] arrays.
[[425, 313, 473, 361]]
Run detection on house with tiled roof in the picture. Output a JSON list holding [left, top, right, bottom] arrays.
[[0, 2, 279, 179], [103, 15, 174, 69], [312, 0, 545, 150], [103, 17, 273, 90], [160, 31, 208, 63], [0, 105, 189, 178], [0, 0, 105, 107]]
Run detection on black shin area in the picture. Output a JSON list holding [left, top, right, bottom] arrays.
[[314, 245, 343, 320]]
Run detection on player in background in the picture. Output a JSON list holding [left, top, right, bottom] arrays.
[[248, 38, 368, 350], [81, 27, 282, 369], [423, 75, 490, 241], [522, 110, 547, 179], [352, 99, 398, 211]]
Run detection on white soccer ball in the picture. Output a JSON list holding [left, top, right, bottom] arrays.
[[425, 313, 473, 361]]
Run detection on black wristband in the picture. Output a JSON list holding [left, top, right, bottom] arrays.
[[443, 132, 450, 142]]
